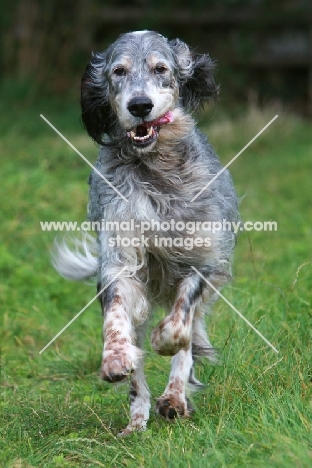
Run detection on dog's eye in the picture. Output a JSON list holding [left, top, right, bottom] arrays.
[[154, 65, 167, 74], [113, 67, 127, 76]]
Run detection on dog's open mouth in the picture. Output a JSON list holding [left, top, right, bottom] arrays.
[[127, 111, 174, 148]]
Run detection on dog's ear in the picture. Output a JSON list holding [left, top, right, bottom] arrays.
[[81, 53, 114, 145], [169, 39, 219, 111]]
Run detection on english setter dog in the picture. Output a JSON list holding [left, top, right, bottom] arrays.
[[54, 30, 239, 435]]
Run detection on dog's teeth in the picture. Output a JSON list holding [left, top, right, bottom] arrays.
[[130, 125, 155, 143], [134, 133, 151, 141]]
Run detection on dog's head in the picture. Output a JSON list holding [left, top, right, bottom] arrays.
[[81, 31, 218, 152]]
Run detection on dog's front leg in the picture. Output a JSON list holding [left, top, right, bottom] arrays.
[[151, 273, 204, 356], [99, 277, 144, 383]]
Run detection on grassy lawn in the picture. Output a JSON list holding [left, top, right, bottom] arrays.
[[1, 96, 311, 467]]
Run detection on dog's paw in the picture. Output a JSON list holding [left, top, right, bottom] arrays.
[[101, 345, 140, 383], [156, 395, 194, 420], [118, 422, 147, 437], [151, 316, 191, 355]]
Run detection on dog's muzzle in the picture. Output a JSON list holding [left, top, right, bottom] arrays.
[[127, 96, 154, 118], [127, 111, 174, 148]]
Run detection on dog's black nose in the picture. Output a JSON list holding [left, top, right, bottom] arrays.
[[127, 97, 154, 118]]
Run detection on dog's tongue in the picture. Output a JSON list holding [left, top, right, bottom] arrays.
[[150, 111, 174, 127]]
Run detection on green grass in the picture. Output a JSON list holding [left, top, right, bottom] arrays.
[[1, 97, 311, 468]]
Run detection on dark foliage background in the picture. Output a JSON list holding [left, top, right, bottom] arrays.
[[1, 0, 311, 113]]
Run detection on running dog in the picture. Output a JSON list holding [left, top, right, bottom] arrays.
[[53, 30, 239, 435]]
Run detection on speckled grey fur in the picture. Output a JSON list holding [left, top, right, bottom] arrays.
[[53, 30, 240, 433]]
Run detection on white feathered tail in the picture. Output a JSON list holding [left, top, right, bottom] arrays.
[[52, 233, 99, 281]]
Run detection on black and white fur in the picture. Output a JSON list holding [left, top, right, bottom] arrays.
[[53, 30, 239, 435]]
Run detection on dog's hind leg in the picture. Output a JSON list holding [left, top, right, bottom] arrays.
[[192, 306, 219, 361], [156, 346, 195, 419], [155, 271, 229, 420], [156, 314, 217, 420], [119, 322, 151, 436], [189, 308, 219, 388]]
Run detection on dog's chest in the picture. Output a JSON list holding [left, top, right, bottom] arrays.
[[123, 184, 215, 260], [92, 153, 220, 263]]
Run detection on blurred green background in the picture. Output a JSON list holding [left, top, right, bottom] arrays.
[[1, 0, 312, 112]]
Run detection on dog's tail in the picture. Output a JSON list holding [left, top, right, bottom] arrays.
[[52, 233, 98, 281]]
